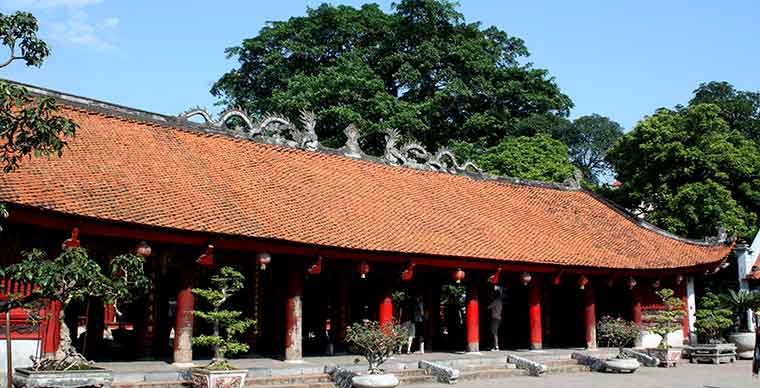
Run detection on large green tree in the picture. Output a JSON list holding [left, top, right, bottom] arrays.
[[690, 81, 760, 145], [0, 12, 78, 223], [212, 0, 572, 151], [478, 134, 575, 183], [606, 103, 760, 239], [555, 114, 623, 184]]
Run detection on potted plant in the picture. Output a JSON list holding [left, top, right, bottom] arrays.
[[694, 291, 733, 344], [645, 288, 685, 367], [720, 289, 760, 359], [191, 266, 255, 388], [0, 247, 148, 388], [596, 316, 641, 372], [344, 320, 408, 388]]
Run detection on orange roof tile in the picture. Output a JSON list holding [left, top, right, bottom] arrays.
[[0, 89, 732, 270]]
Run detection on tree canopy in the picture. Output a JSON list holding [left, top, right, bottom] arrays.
[[690, 81, 760, 145], [212, 0, 572, 151], [478, 134, 575, 183], [606, 102, 760, 239], [556, 114, 623, 184]]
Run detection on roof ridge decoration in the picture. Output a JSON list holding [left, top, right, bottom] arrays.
[[177, 107, 483, 176]]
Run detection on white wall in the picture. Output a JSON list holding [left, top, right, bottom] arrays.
[[0, 340, 39, 369]]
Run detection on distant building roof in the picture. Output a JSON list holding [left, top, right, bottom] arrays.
[[0, 82, 733, 270]]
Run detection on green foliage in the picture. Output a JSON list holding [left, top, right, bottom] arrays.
[[192, 266, 255, 368], [478, 134, 575, 182], [0, 247, 147, 306], [0, 11, 77, 173], [646, 288, 685, 349], [719, 289, 760, 332], [694, 291, 733, 343], [597, 316, 640, 355], [345, 320, 408, 374], [212, 0, 571, 151], [606, 103, 760, 239], [440, 284, 465, 307], [555, 114, 623, 184], [690, 81, 760, 145]]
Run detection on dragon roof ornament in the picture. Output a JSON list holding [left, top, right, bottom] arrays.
[[177, 108, 483, 177]]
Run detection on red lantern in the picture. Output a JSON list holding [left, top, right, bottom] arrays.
[[627, 276, 637, 290], [62, 227, 80, 249], [196, 244, 214, 266], [520, 272, 532, 286], [135, 241, 152, 257], [307, 256, 322, 275], [488, 267, 502, 285], [453, 268, 465, 284], [401, 262, 415, 281], [652, 279, 661, 289], [359, 261, 370, 279], [256, 252, 271, 270], [578, 275, 589, 290], [675, 274, 684, 285]]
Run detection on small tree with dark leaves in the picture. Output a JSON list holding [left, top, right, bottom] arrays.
[[192, 266, 255, 370], [597, 316, 640, 357], [345, 320, 408, 374], [0, 247, 148, 368], [695, 291, 732, 343], [647, 288, 685, 349]]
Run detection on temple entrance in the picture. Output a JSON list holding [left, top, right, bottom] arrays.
[[499, 282, 530, 349], [547, 282, 585, 348]]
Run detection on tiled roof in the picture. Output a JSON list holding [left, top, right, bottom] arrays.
[[0, 96, 732, 270]]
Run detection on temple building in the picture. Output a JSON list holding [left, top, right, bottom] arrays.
[[0, 82, 735, 365]]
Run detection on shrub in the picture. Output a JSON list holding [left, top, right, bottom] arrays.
[[719, 289, 760, 332], [694, 291, 732, 343], [597, 316, 640, 356], [192, 266, 256, 370], [345, 320, 408, 374], [647, 288, 685, 349]]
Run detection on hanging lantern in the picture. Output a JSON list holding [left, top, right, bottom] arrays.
[[578, 275, 589, 290], [62, 227, 80, 249], [135, 241, 152, 257], [196, 244, 214, 266], [520, 272, 532, 286], [488, 267, 502, 285], [307, 256, 322, 275], [675, 274, 684, 285], [359, 261, 370, 279], [453, 268, 465, 284], [401, 262, 415, 281], [627, 276, 637, 290], [606, 276, 615, 288], [256, 252, 271, 270], [652, 279, 661, 289]]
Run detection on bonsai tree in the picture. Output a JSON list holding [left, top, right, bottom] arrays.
[[720, 289, 760, 332], [648, 288, 685, 349], [694, 291, 733, 343], [0, 246, 148, 369], [192, 266, 255, 370], [597, 316, 640, 357], [345, 320, 408, 374]]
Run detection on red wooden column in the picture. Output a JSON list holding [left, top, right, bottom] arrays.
[[466, 284, 479, 353], [379, 291, 393, 327], [631, 286, 642, 347], [285, 267, 303, 361], [528, 278, 543, 350], [584, 286, 597, 349], [680, 283, 689, 338], [172, 267, 195, 366], [41, 301, 62, 357]]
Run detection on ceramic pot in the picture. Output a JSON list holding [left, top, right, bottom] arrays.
[[191, 368, 247, 388], [14, 367, 113, 388], [604, 358, 640, 373], [351, 374, 400, 388], [646, 348, 682, 367], [728, 332, 755, 359]]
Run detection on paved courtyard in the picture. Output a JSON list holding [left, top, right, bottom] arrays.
[[415, 361, 755, 388]]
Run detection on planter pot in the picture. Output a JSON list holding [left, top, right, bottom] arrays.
[[603, 358, 640, 373], [13, 366, 113, 388], [351, 374, 400, 388], [728, 332, 755, 360], [646, 348, 682, 368], [191, 368, 247, 388]]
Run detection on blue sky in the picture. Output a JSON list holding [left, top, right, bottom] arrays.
[[0, 0, 757, 131]]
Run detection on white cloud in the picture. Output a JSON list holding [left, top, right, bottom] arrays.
[[99, 16, 118, 28]]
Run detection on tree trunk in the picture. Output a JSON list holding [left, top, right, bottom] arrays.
[[53, 308, 73, 361], [213, 320, 222, 360]]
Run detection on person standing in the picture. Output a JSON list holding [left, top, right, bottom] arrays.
[[487, 290, 503, 351]]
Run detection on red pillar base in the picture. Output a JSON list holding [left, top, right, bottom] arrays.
[[379, 294, 393, 327], [285, 269, 304, 361], [528, 278, 542, 350], [173, 268, 194, 366], [584, 286, 597, 350]]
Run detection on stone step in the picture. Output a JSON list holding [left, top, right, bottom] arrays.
[[245, 373, 330, 387]]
